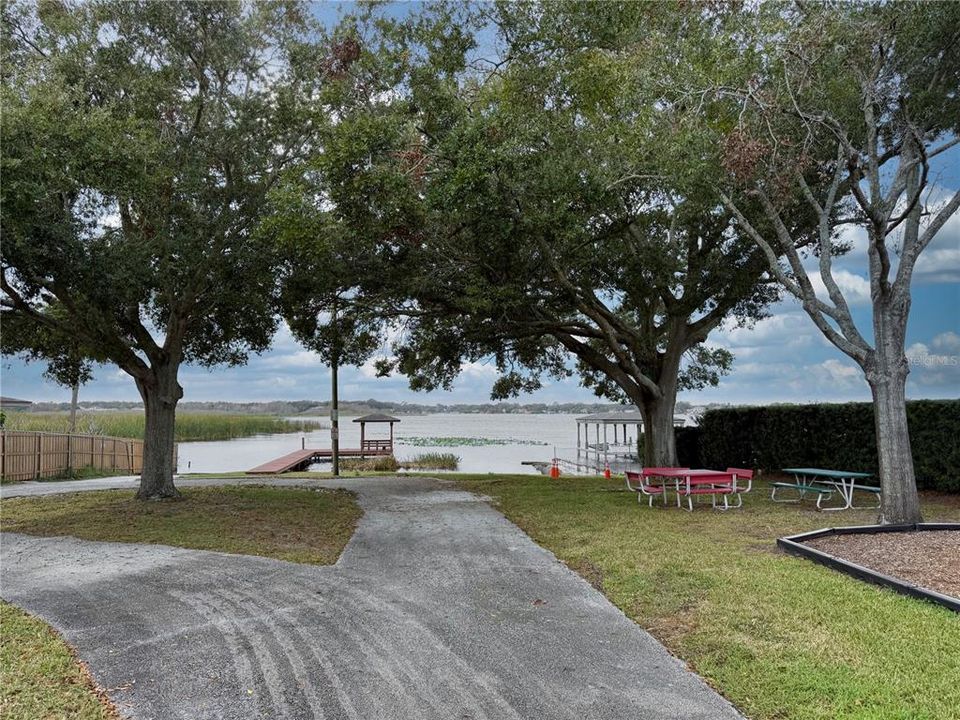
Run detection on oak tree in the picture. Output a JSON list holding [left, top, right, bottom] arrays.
[[303, 3, 791, 465], [1, 0, 314, 498]]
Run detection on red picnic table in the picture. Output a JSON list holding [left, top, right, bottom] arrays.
[[625, 467, 754, 511]]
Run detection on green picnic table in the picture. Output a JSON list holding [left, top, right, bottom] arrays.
[[775, 467, 881, 511]]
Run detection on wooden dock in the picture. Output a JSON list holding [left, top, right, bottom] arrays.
[[247, 447, 390, 474]]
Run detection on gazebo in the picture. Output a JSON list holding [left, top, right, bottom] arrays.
[[352, 413, 400, 456], [575, 410, 644, 453], [575, 409, 688, 468]]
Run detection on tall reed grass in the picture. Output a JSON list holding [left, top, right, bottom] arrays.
[[400, 453, 459, 470], [339, 452, 460, 473], [2, 412, 323, 442], [340, 455, 400, 472]]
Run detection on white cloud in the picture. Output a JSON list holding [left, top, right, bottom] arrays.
[[932, 331, 960, 353], [906, 341, 930, 359], [727, 361, 801, 379], [913, 247, 960, 283], [835, 222, 868, 260], [720, 309, 816, 348], [252, 376, 300, 389], [906, 341, 960, 369], [921, 187, 960, 248], [269, 322, 307, 353], [259, 350, 327, 370], [808, 269, 872, 306], [900, 337, 960, 390], [812, 358, 861, 384], [460, 361, 499, 379], [896, 186, 959, 283]]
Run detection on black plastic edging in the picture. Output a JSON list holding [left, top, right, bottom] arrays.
[[777, 523, 960, 613]]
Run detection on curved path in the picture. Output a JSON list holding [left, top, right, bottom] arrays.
[[1, 476, 741, 719]]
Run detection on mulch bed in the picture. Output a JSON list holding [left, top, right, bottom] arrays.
[[804, 530, 960, 600]]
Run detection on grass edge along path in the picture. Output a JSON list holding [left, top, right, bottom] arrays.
[[0, 601, 120, 720], [1, 485, 362, 566], [0, 467, 133, 486], [448, 473, 960, 720]]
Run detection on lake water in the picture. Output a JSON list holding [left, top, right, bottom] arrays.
[[176, 413, 641, 475]]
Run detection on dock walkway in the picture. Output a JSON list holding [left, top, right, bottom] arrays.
[[247, 447, 390, 474], [247, 449, 318, 474]]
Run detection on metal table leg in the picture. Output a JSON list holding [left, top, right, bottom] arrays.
[[820, 478, 854, 511]]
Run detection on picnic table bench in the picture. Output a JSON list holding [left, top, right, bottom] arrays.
[[625, 467, 687, 506], [776, 468, 881, 511], [675, 470, 737, 512], [625, 467, 754, 511]]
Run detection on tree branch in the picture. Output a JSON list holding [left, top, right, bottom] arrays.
[[552, 331, 658, 403], [719, 191, 871, 364], [1, 270, 152, 378]]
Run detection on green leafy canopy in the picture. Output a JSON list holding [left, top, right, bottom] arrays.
[[1, 0, 316, 379]]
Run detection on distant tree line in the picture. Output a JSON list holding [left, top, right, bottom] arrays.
[[26, 399, 695, 417]]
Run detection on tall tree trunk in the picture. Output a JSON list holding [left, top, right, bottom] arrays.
[[135, 362, 182, 500], [638, 353, 681, 467], [864, 285, 923, 524], [640, 391, 679, 467], [868, 361, 922, 524], [68, 382, 79, 433]]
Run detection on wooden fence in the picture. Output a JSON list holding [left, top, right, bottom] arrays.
[[0, 431, 175, 482]]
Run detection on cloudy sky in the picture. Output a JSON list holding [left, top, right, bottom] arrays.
[[2, 2, 957, 408]]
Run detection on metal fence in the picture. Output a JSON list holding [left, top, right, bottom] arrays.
[[0, 430, 164, 482]]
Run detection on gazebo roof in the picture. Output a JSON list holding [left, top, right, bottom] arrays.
[[352, 413, 401, 423], [575, 410, 644, 424]]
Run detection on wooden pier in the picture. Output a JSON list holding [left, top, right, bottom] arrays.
[[247, 445, 391, 474], [248, 413, 400, 475]]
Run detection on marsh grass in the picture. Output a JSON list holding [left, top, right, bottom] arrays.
[[338, 453, 460, 473], [448, 473, 960, 720], [340, 455, 401, 472], [3, 412, 322, 442], [400, 452, 459, 470]]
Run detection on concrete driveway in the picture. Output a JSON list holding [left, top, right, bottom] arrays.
[[1, 476, 741, 719]]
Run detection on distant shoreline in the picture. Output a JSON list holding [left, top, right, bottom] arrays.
[[22, 400, 676, 416]]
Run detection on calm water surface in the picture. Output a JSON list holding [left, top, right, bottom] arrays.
[[176, 413, 633, 475]]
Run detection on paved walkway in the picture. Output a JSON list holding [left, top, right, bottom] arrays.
[[1, 476, 741, 719]]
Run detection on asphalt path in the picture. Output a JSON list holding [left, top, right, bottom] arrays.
[[1, 476, 742, 719]]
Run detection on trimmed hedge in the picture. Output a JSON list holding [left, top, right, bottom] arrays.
[[637, 429, 702, 468], [675, 426, 703, 469], [678, 400, 959, 493]]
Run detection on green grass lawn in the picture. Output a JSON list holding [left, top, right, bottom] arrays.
[[1, 485, 362, 565], [448, 473, 960, 720], [0, 601, 119, 720]]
